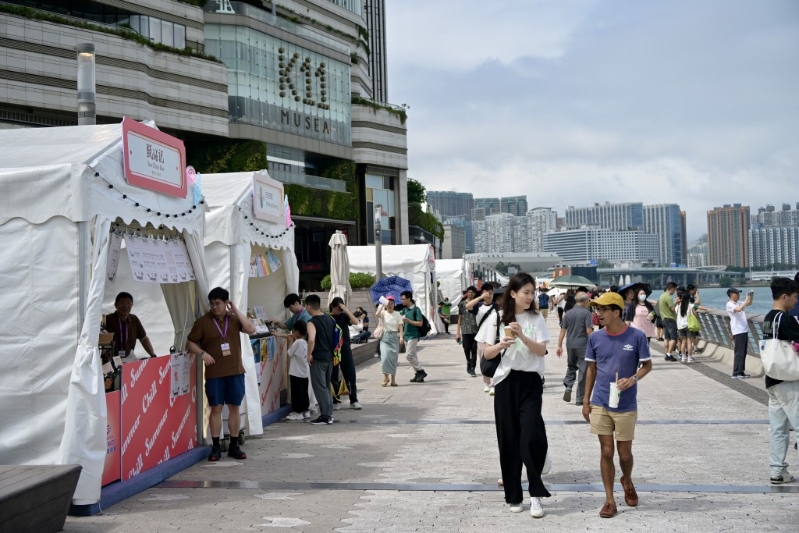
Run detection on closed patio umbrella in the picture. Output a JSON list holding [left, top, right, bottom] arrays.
[[328, 230, 352, 306]]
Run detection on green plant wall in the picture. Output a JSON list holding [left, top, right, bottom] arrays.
[[284, 160, 359, 221], [186, 139, 267, 174]]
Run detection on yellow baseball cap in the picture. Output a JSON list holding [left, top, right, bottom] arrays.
[[589, 292, 625, 308]]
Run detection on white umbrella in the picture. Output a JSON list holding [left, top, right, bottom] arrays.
[[328, 230, 352, 306]]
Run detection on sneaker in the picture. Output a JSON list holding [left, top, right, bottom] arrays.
[[227, 444, 246, 460], [309, 405, 318, 414], [310, 416, 332, 425], [333, 402, 342, 411], [208, 445, 222, 462], [542, 452, 553, 476], [509, 502, 524, 513], [484, 385, 490, 393], [529, 497, 544, 518], [694, 347, 704, 354], [686, 356, 696, 364], [302, 411, 311, 420], [665, 354, 677, 362], [350, 402, 362, 410], [563, 389, 572, 403], [286, 412, 304, 422], [410, 371, 420, 383], [770, 471, 795, 484], [469, 368, 477, 377], [417, 369, 428, 383], [739, 373, 751, 379], [489, 386, 495, 396], [681, 355, 688, 363]]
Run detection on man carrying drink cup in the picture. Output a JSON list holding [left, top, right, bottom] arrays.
[[582, 292, 652, 518]]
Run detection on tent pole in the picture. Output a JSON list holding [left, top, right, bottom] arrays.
[[77, 221, 89, 330]]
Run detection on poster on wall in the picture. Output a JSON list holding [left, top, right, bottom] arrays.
[[106, 231, 123, 282], [170, 351, 191, 400], [125, 235, 195, 284], [102, 391, 121, 486], [252, 172, 284, 224]]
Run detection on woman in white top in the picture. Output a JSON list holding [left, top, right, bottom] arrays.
[[484, 272, 551, 518], [376, 296, 403, 386]]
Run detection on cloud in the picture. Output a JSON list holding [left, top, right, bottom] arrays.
[[387, 0, 799, 241]]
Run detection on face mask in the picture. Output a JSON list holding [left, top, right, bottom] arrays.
[[638, 294, 647, 301]]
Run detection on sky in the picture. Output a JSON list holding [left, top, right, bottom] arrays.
[[385, 0, 799, 243]]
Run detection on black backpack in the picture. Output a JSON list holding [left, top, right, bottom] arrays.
[[415, 307, 432, 337]]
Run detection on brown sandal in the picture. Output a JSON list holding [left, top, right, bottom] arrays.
[[621, 476, 638, 507], [599, 502, 617, 518]]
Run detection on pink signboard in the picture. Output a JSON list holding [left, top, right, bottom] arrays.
[[121, 117, 187, 198]]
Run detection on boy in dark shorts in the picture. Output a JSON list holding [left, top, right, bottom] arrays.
[[187, 287, 256, 461]]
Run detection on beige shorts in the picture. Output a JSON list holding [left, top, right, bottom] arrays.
[[589, 406, 638, 441]]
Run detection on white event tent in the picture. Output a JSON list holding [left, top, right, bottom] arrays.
[[436, 259, 466, 309], [0, 123, 210, 504], [347, 245, 438, 334]]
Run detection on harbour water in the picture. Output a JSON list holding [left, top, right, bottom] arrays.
[[671, 286, 773, 315]]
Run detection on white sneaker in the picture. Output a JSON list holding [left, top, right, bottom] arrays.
[[529, 497, 544, 518], [302, 411, 311, 419], [509, 502, 524, 513], [333, 403, 341, 411], [350, 402, 362, 410], [484, 385, 490, 393], [686, 356, 696, 364], [489, 386, 495, 396], [309, 405, 318, 414], [541, 452, 553, 476], [681, 355, 688, 363], [286, 412, 304, 422]]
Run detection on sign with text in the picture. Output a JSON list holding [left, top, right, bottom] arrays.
[[102, 391, 121, 486], [257, 336, 287, 416], [120, 356, 197, 482], [252, 172, 284, 224], [122, 117, 187, 198]]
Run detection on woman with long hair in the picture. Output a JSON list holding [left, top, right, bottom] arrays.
[[376, 296, 403, 385], [675, 291, 697, 363], [629, 289, 656, 343], [483, 272, 551, 518]]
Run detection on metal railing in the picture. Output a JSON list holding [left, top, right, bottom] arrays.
[[204, 1, 350, 55], [695, 309, 765, 357]]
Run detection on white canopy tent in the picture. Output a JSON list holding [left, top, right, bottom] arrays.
[[436, 259, 466, 310], [347, 245, 438, 334], [0, 123, 210, 505], [201, 171, 299, 435]]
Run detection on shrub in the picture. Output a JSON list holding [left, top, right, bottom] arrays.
[[320, 272, 376, 290]]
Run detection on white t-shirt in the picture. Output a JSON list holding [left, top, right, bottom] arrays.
[[380, 310, 402, 332], [726, 300, 749, 335], [476, 305, 500, 344], [485, 311, 550, 385], [288, 339, 309, 378]]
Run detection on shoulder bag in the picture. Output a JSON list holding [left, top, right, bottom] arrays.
[[373, 312, 384, 340], [760, 312, 799, 381], [687, 308, 702, 333], [479, 310, 504, 377]]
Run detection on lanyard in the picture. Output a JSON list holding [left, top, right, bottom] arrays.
[[213, 316, 229, 339], [118, 317, 127, 346]]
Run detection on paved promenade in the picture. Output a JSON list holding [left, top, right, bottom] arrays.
[[65, 315, 798, 532]]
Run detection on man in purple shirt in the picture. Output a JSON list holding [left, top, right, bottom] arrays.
[[583, 292, 653, 518]]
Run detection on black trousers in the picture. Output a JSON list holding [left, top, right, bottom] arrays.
[[733, 332, 748, 376], [557, 307, 564, 325], [494, 370, 551, 503], [462, 333, 477, 369], [330, 343, 359, 403], [289, 375, 310, 413]]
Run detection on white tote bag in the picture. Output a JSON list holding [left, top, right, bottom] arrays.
[[760, 312, 799, 381]]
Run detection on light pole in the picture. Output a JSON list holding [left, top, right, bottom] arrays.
[[76, 43, 96, 125], [374, 204, 383, 279]]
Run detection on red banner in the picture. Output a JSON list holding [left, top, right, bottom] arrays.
[[120, 355, 197, 481], [102, 391, 121, 486]]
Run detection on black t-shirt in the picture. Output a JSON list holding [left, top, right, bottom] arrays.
[[762, 310, 799, 388], [333, 312, 352, 343], [309, 314, 337, 362]]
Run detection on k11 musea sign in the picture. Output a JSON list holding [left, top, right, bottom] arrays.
[[120, 355, 197, 481], [122, 117, 187, 198]]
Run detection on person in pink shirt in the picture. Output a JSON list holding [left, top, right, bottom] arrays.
[[629, 289, 656, 343]]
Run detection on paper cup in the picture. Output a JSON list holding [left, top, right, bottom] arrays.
[[503, 326, 514, 339], [608, 382, 620, 409]]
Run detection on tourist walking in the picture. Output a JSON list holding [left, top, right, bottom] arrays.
[[466, 283, 496, 378], [726, 287, 754, 379], [400, 291, 428, 383], [456, 286, 479, 376], [658, 283, 679, 361], [482, 273, 551, 518], [583, 291, 652, 518], [557, 290, 593, 405], [376, 296, 402, 387]]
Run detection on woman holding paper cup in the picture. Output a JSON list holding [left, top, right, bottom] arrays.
[[376, 296, 402, 386], [483, 272, 550, 518]]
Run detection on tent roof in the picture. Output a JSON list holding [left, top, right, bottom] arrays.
[[0, 122, 203, 234], [435, 259, 464, 277], [348, 245, 433, 275], [202, 172, 294, 250]]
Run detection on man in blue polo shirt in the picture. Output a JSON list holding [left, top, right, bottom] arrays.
[[583, 291, 652, 518]]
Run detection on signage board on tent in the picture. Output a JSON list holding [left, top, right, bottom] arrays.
[[252, 172, 284, 223], [121, 117, 187, 198]]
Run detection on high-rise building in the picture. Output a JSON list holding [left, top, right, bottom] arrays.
[[475, 197, 501, 217], [473, 213, 537, 253], [527, 207, 558, 253], [427, 191, 475, 220], [501, 195, 528, 217], [749, 227, 799, 267], [643, 204, 684, 266], [687, 235, 709, 268], [363, 0, 388, 103], [442, 223, 466, 259], [707, 204, 750, 267], [752, 203, 799, 227], [565, 202, 643, 231], [543, 227, 660, 264]]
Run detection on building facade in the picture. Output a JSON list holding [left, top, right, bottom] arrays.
[[442, 222, 466, 260], [707, 204, 750, 267], [527, 207, 558, 253], [643, 204, 684, 266], [501, 195, 528, 217], [543, 227, 660, 264], [474, 197, 501, 218], [565, 202, 644, 231], [427, 191, 474, 221], [687, 234, 709, 268], [752, 203, 799, 227], [749, 227, 799, 267]]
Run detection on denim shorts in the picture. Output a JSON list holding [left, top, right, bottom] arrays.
[[662, 318, 679, 341], [205, 374, 245, 406]]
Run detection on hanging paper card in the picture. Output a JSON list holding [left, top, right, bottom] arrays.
[[266, 250, 282, 273], [126, 235, 146, 282], [107, 232, 123, 282]]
